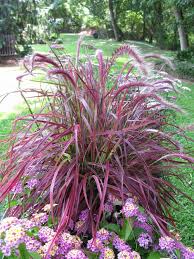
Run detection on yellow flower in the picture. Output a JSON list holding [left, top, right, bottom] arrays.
[[41, 241, 58, 257], [103, 248, 115, 259], [5, 225, 25, 244]]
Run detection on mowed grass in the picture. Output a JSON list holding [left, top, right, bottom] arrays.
[[32, 33, 175, 58], [0, 34, 193, 245]]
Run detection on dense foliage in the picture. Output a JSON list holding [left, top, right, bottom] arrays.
[[0, 42, 193, 242], [1, 0, 193, 56], [35, 0, 194, 50], [0, 0, 37, 56]]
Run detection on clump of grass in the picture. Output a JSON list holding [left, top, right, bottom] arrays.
[[0, 42, 193, 241]]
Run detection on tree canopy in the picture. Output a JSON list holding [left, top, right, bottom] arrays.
[[0, 0, 194, 52]]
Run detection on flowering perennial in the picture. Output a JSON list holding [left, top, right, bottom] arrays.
[[0, 199, 193, 258]]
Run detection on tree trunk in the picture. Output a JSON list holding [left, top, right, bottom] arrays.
[[174, 6, 189, 50], [154, 1, 165, 49], [108, 0, 122, 41]]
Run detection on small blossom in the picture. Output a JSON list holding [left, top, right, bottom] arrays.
[[31, 212, 48, 225], [66, 249, 88, 259], [117, 250, 132, 259], [59, 232, 82, 254], [19, 218, 36, 230], [96, 228, 111, 243], [122, 198, 139, 217], [5, 225, 26, 247], [137, 233, 152, 249], [38, 226, 56, 242], [108, 193, 121, 205], [137, 212, 147, 223], [180, 246, 194, 259], [79, 209, 89, 221], [75, 220, 85, 233], [26, 178, 38, 190], [100, 247, 115, 259], [1, 245, 11, 257], [133, 221, 153, 233], [11, 182, 23, 194], [68, 219, 75, 230], [159, 236, 177, 253], [40, 241, 58, 258], [104, 201, 114, 213], [0, 217, 19, 233], [131, 251, 141, 259], [87, 238, 104, 252], [112, 235, 131, 252], [25, 236, 42, 252]]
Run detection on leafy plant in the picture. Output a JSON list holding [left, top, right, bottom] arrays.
[[0, 42, 193, 241]]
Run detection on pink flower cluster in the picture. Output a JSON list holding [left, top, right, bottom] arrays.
[[0, 206, 88, 259], [0, 199, 193, 259]]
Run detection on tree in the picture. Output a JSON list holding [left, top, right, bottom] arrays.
[[0, 0, 37, 55], [173, 5, 189, 50], [108, 0, 123, 41]]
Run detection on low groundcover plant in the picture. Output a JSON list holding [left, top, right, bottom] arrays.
[[0, 41, 193, 258], [0, 199, 193, 258]]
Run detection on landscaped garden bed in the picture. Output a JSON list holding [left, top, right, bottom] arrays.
[[0, 41, 193, 258]]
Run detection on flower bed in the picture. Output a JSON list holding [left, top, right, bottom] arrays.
[[0, 40, 193, 258], [0, 198, 193, 258]]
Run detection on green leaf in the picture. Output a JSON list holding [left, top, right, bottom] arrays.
[[147, 251, 162, 259], [9, 199, 22, 208], [120, 219, 133, 241], [18, 243, 30, 259], [29, 252, 42, 259], [103, 223, 121, 234]]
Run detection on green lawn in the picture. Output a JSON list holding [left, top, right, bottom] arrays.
[[1, 34, 193, 245], [32, 33, 175, 58]]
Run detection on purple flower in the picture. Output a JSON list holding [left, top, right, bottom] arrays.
[[74, 220, 85, 234], [25, 236, 41, 252], [31, 212, 48, 226], [96, 228, 111, 243], [38, 226, 56, 242], [112, 235, 131, 252], [180, 245, 194, 259], [65, 249, 88, 259], [1, 245, 11, 257], [159, 236, 177, 253], [104, 201, 114, 213], [117, 250, 132, 259], [122, 198, 139, 218], [11, 182, 23, 194], [108, 193, 121, 205], [59, 233, 82, 254], [26, 178, 38, 190], [68, 219, 75, 230], [19, 218, 36, 230], [79, 209, 89, 221], [137, 212, 147, 223], [137, 233, 152, 249], [183, 249, 194, 259], [133, 221, 153, 233], [87, 238, 104, 253]]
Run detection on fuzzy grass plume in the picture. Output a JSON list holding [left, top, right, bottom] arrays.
[[0, 42, 193, 240]]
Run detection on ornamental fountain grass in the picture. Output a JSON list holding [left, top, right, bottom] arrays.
[[0, 40, 193, 257]]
